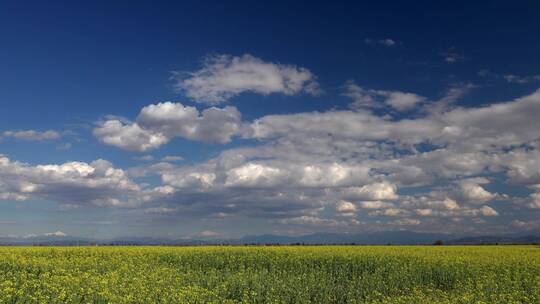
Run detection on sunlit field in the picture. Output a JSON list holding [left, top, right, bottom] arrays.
[[0, 246, 538, 303]]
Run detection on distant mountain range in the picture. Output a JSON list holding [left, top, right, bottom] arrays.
[[446, 235, 540, 245], [237, 231, 453, 245], [1, 231, 538, 245]]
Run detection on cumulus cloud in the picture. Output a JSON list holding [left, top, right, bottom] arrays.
[[94, 102, 242, 151], [172, 54, 320, 104], [1, 130, 61, 141], [0, 155, 142, 207], [336, 200, 357, 214], [137, 102, 242, 143], [359, 201, 393, 209], [455, 179, 496, 204], [528, 193, 540, 209], [92, 87, 531, 233], [479, 205, 498, 217], [176, 84, 535, 233], [225, 163, 286, 188], [93, 120, 168, 151], [341, 182, 398, 201], [209, 88, 539, 229], [8, 86, 540, 234]]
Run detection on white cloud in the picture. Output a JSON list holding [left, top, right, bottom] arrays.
[[44, 231, 67, 237], [7, 85, 540, 234], [161, 155, 184, 162], [162, 171, 216, 189], [225, 163, 285, 188], [336, 200, 357, 213], [479, 205, 498, 217], [127, 162, 178, 178], [245, 110, 400, 141], [16, 231, 68, 239], [56, 143, 72, 150], [504, 74, 540, 84], [0, 155, 142, 207], [504, 149, 540, 187], [138, 88, 540, 229], [415, 208, 433, 216], [419, 198, 460, 211], [1, 130, 61, 141], [277, 216, 351, 226], [379, 39, 396, 47], [172, 54, 320, 104], [442, 198, 460, 210], [341, 182, 398, 201], [137, 102, 242, 143], [93, 120, 168, 151], [343, 83, 377, 108], [457, 179, 495, 203], [364, 38, 398, 47], [104, 87, 537, 232], [528, 193, 540, 209], [511, 219, 540, 230], [442, 48, 464, 63], [389, 218, 421, 226], [359, 201, 393, 209], [370, 208, 409, 217], [343, 82, 425, 111], [299, 163, 369, 188], [426, 83, 476, 113], [132, 155, 155, 161], [94, 102, 242, 151], [196, 230, 222, 238], [385, 92, 425, 111]]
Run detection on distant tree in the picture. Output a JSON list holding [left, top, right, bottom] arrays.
[[433, 240, 444, 245]]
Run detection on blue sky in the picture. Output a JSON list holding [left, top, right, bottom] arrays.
[[1, 1, 540, 239]]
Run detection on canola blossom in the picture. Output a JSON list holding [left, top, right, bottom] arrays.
[[0, 246, 538, 303]]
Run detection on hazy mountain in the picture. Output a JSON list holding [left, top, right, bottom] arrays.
[[237, 231, 454, 245], [1, 231, 538, 245], [0, 235, 95, 245], [447, 235, 540, 245]]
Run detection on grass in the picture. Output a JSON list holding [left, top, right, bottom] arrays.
[[0, 245, 538, 303]]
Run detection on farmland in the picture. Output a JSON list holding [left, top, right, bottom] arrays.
[[0, 246, 538, 303]]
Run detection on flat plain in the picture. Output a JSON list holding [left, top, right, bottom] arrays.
[[0, 245, 538, 303]]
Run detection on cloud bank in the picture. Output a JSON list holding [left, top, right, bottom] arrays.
[[4, 80, 540, 234], [64, 87, 540, 233]]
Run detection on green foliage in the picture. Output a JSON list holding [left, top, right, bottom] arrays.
[[0, 245, 538, 303]]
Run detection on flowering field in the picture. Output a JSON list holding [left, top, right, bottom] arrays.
[[0, 246, 538, 303]]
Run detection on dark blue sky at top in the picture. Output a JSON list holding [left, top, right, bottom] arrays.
[[0, 1, 539, 238], [2, 1, 539, 127]]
